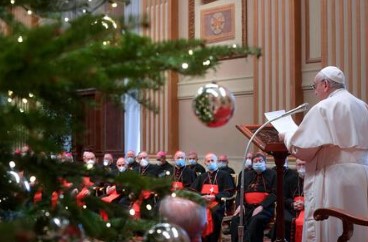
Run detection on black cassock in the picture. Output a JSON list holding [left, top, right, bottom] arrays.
[[157, 161, 174, 178], [270, 167, 301, 242], [172, 166, 196, 189], [231, 168, 277, 242], [188, 163, 206, 177], [190, 169, 235, 242]]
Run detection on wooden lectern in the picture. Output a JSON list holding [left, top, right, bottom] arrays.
[[236, 124, 289, 242]]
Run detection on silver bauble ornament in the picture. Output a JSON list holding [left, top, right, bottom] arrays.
[[35, 214, 84, 241], [192, 83, 235, 127], [144, 223, 190, 242]]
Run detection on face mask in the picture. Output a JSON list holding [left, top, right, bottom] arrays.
[[86, 159, 95, 165], [207, 162, 218, 172], [157, 160, 163, 166], [140, 159, 148, 167], [118, 166, 126, 172], [103, 160, 110, 166], [175, 159, 186, 168], [297, 167, 305, 178], [245, 159, 252, 167], [188, 159, 196, 165], [253, 162, 266, 173], [126, 157, 134, 164], [217, 162, 226, 168]]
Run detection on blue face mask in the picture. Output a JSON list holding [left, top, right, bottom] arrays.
[[207, 162, 218, 172], [252, 162, 266, 173], [188, 159, 196, 165], [217, 162, 226, 168], [126, 157, 134, 164], [175, 159, 186, 167]]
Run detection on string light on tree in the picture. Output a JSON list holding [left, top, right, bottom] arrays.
[[181, 62, 189, 69], [111, 2, 118, 8]]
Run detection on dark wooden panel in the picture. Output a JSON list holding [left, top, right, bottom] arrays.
[[103, 99, 124, 154], [74, 89, 124, 161]]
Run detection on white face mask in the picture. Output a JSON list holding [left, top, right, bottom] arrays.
[[297, 167, 305, 178], [118, 166, 126, 172], [86, 159, 95, 165], [245, 158, 252, 167], [140, 159, 149, 167], [103, 160, 110, 166]]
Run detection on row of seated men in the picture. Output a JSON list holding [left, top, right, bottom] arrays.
[[77, 150, 306, 242], [81, 150, 234, 241], [229, 154, 305, 242]]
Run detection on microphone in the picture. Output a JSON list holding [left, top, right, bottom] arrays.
[[280, 103, 309, 118], [237, 103, 309, 242]]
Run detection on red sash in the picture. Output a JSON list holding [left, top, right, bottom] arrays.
[[202, 207, 214, 237], [34, 178, 73, 207], [99, 190, 121, 221], [76, 187, 90, 207], [82, 176, 94, 187], [131, 190, 154, 219], [171, 181, 184, 191], [51, 191, 59, 208], [244, 192, 269, 205], [101, 190, 121, 203], [33, 190, 43, 203], [294, 196, 304, 242], [201, 184, 219, 237], [59, 178, 73, 188], [99, 210, 109, 221], [201, 184, 219, 195]]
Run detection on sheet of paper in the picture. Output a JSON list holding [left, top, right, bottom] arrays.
[[264, 110, 298, 134]]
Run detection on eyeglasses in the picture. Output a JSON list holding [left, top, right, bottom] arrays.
[[311, 79, 327, 90]]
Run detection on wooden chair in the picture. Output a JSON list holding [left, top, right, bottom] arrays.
[[313, 207, 368, 242], [219, 174, 238, 240]]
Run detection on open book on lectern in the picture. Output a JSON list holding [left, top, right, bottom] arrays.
[[264, 110, 299, 134]]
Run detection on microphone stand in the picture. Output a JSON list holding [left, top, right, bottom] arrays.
[[238, 104, 308, 242]]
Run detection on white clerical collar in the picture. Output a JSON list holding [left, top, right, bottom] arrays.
[[328, 88, 345, 98]]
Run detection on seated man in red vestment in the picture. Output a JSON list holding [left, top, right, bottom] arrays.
[[230, 152, 277, 242], [190, 152, 235, 242]]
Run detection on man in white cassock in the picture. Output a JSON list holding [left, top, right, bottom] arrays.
[[280, 66, 368, 242]]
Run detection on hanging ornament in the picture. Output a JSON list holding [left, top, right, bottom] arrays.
[[192, 82, 235, 127], [144, 223, 190, 242], [34, 214, 84, 241]]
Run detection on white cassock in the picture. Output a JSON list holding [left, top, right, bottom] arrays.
[[283, 89, 368, 242]]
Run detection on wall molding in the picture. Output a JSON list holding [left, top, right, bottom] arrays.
[[178, 75, 254, 99]]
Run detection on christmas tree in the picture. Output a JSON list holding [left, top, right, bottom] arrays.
[[0, 1, 260, 241]]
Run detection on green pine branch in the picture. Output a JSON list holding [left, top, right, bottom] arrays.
[[0, 4, 261, 241]]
